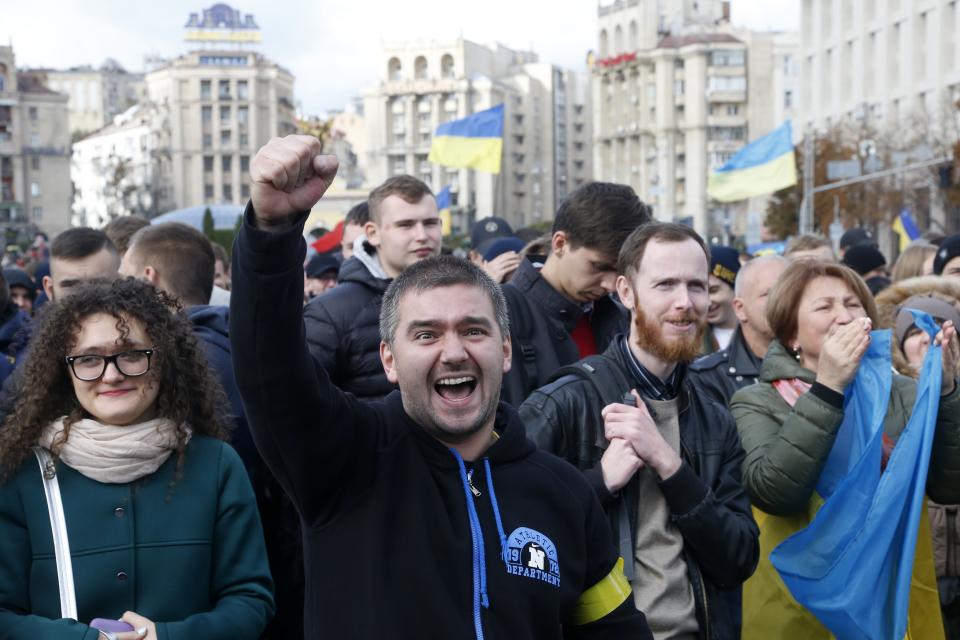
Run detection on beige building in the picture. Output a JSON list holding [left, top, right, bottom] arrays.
[[593, 0, 799, 236], [0, 46, 72, 238], [800, 0, 960, 133], [43, 60, 144, 138], [364, 39, 592, 233], [144, 48, 296, 212]]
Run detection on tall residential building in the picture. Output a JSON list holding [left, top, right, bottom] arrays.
[[72, 105, 158, 228], [592, 0, 799, 236], [800, 0, 960, 133], [42, 60, 144, 138], [364, 39, 592, 233], [0, 46, 72, 238]]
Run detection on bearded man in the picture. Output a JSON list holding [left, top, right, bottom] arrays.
[[520, 222, 759, 640]]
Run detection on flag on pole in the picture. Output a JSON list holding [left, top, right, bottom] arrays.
[[428, 104, 504, 174], [707, 121, 798, 202], [436, 185, 453, 236], [892, 210, 922, 252]]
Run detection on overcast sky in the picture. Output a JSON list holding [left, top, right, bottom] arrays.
[[4, 0, 798, 115]]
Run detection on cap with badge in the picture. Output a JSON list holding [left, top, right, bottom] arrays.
[[709, 245, 740, 288], [933, 233, 960, 275], [839, 227, 875, 253], [471, 216, 515, 257]]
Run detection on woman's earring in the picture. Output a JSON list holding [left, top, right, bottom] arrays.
[[792, 345, 802, 362]]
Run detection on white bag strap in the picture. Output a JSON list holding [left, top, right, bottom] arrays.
[[32, 447, 77, 620]]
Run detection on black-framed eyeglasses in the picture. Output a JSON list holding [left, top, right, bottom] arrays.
[[64, 349, 156, 381]]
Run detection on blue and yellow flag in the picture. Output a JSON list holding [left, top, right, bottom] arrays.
[[707, 121, 797, 202], [892, 210, 921, 252], [436, 185, 452, 236], [428, 104, 504, 174]]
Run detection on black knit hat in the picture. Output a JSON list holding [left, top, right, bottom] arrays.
[[3, 268, 35, 300], [933, 233, 960, 275], [842, 244, 886, 276], [840, 227, 874, 252], [709, 245, 740, 288]]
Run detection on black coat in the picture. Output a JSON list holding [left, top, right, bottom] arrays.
[[303, 253, 396, 401], [230, 206, 652, 640], [519, 340, 760, 640], [501, 259, 628, 407], [688, 328, 763, 408]]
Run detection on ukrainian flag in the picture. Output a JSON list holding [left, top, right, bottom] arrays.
[[436, 185, 453, 236], [428, 104, 504, 174], [892, 210, 921, 252], [707, 121, 797, 203]]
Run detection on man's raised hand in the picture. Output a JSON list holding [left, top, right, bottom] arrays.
[[249, 135, 339, 228]]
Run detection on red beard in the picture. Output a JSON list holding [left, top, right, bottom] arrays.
[[632, 295, 706, 364]]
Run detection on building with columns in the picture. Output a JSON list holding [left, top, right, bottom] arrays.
[[592, 0, 799, 237], [364, 39, 592, 234], [42, 61, 144, 138]]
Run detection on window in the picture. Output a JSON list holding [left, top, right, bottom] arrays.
[[30, 134, 41, 147], [784, 90, 794, 109], [204, 184, 214, 199], [708, 126, 745, 141], [240, 155, 250, 172], [202, 106, 212, 124], [239, 133, 249, 147], [220, 105, 231, 122], [218, 80, 231, 100], [0, 77, 4, 92], [222, 155, 232, 172], [238, 106, 249, 126], [710, 50, 745, 66], [28, 107, 37, 121], [414, 56, 428, 80], [200, 80, 212, 101], [441, 54, 455, 79], [391, 155, 406, 174], [707, 76, 746, 92], [674, 80, 684, 96], [223, 183, 233, 201], [30, 182, 40, 197], [30, 157, 40, 171], [221, 130, 231, 146], [727, 104, 739, 115], [237, 80, 249, 100], [32, 206, 42, 221], [203, 134, 212, 149], [418, 112, 431, 132], [388, 57, 402, 82], [204, 155, 214, 172], [241, 183, 250, 198]]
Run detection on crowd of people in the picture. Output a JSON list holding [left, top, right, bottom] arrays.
[[0, 132, 959, 639]]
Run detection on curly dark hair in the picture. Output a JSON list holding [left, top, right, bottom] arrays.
[[0, 277, 230, 483]]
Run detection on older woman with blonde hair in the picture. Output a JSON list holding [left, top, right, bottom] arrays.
[[731, 259, 960, 639]]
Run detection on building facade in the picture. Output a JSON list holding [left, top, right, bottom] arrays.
[[72, 105, 158, 228], [43, 61, 144, 138], [592, 0, 799, 236], [800, 0, 960, 133], [364, 39, 592, 233], [0, 46, 72, 239]]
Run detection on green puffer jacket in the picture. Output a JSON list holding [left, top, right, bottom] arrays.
[[730, 341, 960, 516]]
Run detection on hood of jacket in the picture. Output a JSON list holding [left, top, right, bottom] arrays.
[[350, 234, 389, 280], [338, 238, 390, 294], [187, 304, 231, 354], [759, 340, 817, 384]]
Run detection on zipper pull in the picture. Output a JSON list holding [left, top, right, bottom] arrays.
[[467, 469, 482, 497]]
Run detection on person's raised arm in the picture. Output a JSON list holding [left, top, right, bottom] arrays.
[[230, 136, 372, 525]]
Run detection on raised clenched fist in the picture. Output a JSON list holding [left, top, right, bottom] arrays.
[[249, 135, 339, 228]]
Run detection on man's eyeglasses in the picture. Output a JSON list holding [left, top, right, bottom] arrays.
[[65, 349, 156, 381]]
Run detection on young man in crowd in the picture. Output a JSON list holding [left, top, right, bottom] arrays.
[[501, 182, 651, 406], [230, 134, 652, 639], [690, 255, 788, 406], [42, 228, 120, 302], [340, 200, 370, 260], [935, 233, 960, 280], [303, 175, 441, 400], [703, 245, 741, 353], [784, 234, 836, 262], [520, 222, 758, 639]]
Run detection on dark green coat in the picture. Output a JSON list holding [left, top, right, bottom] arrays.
[[0, 435, 275, 639], [730, 341, 960, 516]]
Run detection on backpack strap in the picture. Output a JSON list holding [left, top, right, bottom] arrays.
[[547, 355, 639, 581], [502, 284, 540, 392], [33, 447, 77, 620]]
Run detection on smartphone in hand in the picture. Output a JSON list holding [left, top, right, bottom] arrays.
[[90, 618, 135, 633]]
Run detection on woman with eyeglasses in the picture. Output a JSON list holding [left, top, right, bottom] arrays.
[[0, 278, 274, 640]]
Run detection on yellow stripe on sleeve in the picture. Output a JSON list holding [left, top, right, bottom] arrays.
[[570, 557, 632, 625]]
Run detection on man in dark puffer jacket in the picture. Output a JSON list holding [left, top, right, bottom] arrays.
[[304, 175, 441, 400]]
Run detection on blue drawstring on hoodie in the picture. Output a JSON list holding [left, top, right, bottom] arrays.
[[451, 451, 510, 640]]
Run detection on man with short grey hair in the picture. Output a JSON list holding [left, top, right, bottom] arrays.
[[690, 255, 788, 406]]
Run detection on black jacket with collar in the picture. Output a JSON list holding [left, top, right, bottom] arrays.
[[688, 327, 764, 407], [501, 258, 628, 407], [303, 249, 397, 401], [519, 340, 759, 640], [230, 206, 651, 640]]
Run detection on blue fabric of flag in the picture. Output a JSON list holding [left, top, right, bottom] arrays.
[[436, 185, 452, 210], [714, 121, 794, 173], [771, 312, 944, 640], [434, 105, 504, 138]]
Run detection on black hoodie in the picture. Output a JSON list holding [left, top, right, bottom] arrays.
[[230, 206, 651, 639]]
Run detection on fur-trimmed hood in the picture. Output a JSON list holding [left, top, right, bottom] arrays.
[[874, 275, 960, 378]]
